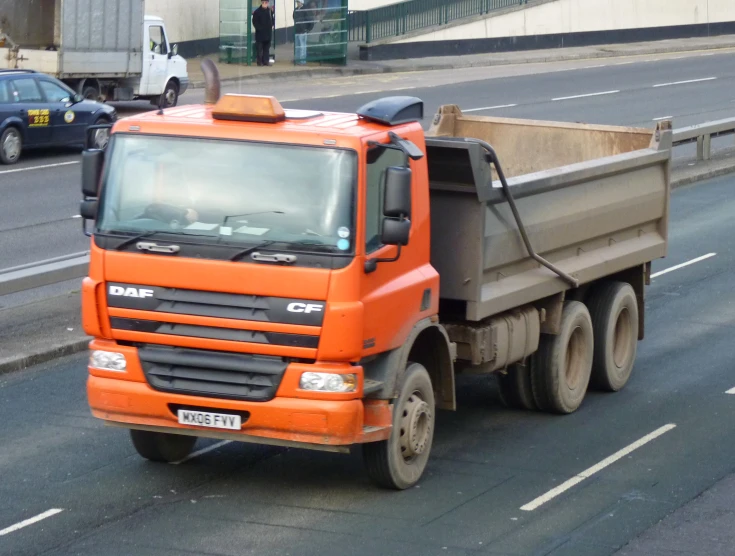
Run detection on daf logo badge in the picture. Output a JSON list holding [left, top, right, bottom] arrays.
[[109, 286, 154, 299]]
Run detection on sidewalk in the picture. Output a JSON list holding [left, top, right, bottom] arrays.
[[616, 472, 735, 555], [186, 34, 735, 87]]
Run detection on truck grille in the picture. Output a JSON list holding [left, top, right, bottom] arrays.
[[138, 345, 288, 402]]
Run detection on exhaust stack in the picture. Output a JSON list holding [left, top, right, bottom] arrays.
[[201, 59, 221, 105]]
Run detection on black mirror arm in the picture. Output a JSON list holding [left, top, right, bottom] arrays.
[[388, 131, 424, 161], [364, 245, 402, 274]]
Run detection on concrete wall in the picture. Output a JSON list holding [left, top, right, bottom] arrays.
[[394, 0, 735, 43]]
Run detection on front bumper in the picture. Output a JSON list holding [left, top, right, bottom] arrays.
[[178, 77, 190, 96], [86, 341, 392, 449]]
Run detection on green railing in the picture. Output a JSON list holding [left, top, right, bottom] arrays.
[[349, 0, 527, 43]]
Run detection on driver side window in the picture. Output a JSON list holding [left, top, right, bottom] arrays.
[[365, 145, 407, 254], [149, 26, 168, 55]]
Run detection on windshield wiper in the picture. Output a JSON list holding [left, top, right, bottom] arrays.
[[113, 231, 159, 251], [230, 240, 277, 262], [112, 229, 219, 251]]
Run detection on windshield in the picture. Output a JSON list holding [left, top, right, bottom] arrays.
[[97, 134, 357, 253]]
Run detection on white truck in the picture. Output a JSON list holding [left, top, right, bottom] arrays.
[[0, 0, 189, 107]]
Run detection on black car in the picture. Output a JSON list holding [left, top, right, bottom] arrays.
[[0, 69, 117, 165]]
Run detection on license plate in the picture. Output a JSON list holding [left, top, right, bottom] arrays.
[[177, 409, 241, 430]]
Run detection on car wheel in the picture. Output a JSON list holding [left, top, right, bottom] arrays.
[[0, 127, 22, 165], [160, 80, 179, 108], [90, 117, 110, 150]]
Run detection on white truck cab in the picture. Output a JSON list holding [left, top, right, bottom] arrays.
[[109, 15, 189, 107]]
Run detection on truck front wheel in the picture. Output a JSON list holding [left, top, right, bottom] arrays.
[[159, 80, 179, 108], [531, 301, 594, 414], [363, 362, 435, 490], [587, 282, 639, 392], [130, 429, 197, 463]]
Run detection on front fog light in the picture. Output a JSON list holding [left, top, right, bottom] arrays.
[[300, 372, 357, 392], [90, 350, 127, 372]]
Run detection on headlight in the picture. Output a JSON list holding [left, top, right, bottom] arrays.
[[299, 372, 357, 393], [90, 350, 127, 372]]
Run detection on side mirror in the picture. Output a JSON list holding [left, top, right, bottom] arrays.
[[72, 93, 84, 104], [383, 166, 412, 218], [80, 199, 98, 220], [82, 149, 104, 198], [381, 217, 411, 246], [169, 44, 178, 58]]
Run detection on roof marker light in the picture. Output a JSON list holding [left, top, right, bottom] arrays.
[[212, 94, 286, 124]]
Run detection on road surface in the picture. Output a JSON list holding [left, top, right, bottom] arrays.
[[1, 173, 734, 556]]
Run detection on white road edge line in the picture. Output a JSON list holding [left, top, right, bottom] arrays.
[[520, 424, 677, 512], [0, 509, 64, 536], [170, 440, 232, 465], [464, 104, 518, 112], [652, 116, 673, 121], [552, 90, 619, 101], [653, 77, 717, 88], [651, 253, 717, 279], [725, 386, 735, 395], [0, 161, 79, 175]]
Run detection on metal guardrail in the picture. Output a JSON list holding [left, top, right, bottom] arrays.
[[672, 117, 735, 161], [1, 118, 734, 298], [0, 252, 89, 297], [348, 0, 527, 43]]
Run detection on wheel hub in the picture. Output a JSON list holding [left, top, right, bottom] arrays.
[[399, 393, 432, 460], [3, 132, 20, 160]]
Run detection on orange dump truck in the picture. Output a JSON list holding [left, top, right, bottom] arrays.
[[79, 62, 672, 489]]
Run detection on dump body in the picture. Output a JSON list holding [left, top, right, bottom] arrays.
[[0, 0, 144, 77], [426, 105, 671, 322]]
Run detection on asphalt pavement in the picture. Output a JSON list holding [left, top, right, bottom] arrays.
[[2, 45, 734, 294], [1, 173, 734, 555]]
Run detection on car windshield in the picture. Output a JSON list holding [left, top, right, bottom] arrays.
[[97, 134, 357, 253]]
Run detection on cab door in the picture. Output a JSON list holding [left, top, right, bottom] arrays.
[[36, 78, 89, 145], [142, 23, 170, 97], [8, 76, 52, 146]]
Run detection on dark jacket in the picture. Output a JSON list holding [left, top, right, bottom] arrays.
[[252, 6, 274, 42], [293, 7, 313, 35]]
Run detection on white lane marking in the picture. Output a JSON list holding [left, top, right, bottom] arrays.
[[170, 440, 232, 465], [281, 86, 416, 103], [464, 104, 518, 112], [615, 61, 635, 65], [650, 253, 716, 279], [725, 386, 735, 395], [701, 53, 715, 56], [652, 116, 672, 121], [653, 77, 717, 88], [71, 215, 82, 219], [0, 161, 79, 175], [583, 65, 605, 69], [552, 90, 619, 101], [0, 509, 64, 536], [520, 424, 677, 512]]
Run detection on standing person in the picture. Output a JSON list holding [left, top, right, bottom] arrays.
[[252, 0, 275, 67], [293, 1, 309, 65]]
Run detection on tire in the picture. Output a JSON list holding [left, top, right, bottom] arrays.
[[530, 301, 594, 414], [89, 117, 110, 150], [0, 127, 22, 164], [587, 282, 639, 392], [159, 80, 179, 108], [363, 362, 435, 490], [497, 363, 537, 410], [130, 429, 197, 463], [82, 85, 99, 101]]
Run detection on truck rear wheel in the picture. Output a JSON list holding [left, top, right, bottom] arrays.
[[531, 301, 594, 414], [497, 363, 537, 410], [587, 282, 639, 392], [130, 429, 197, 463], [363, 362, 435, 490]]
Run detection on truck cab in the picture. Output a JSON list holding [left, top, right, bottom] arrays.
[[134, 16, 189, 106]]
